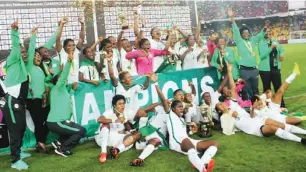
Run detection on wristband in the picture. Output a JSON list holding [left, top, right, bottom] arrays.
[[153, 82, 158, 86]]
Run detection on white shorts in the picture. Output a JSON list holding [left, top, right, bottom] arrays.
[[169, 137, 200, 155], [94, 130, 126, 147], [145, 132, 163, 143], [236, 116, 266, 137]]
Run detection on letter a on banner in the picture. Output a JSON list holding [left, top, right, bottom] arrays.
[[82, 93, 101, 126]]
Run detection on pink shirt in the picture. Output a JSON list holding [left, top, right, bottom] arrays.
[[125, 49, 169, 75], [207, 39, 217, 67], [224, 83, 252, 108]]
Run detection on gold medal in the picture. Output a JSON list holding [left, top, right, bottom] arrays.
[[244, 40, 255, 56], [70, 60, 75, 75]]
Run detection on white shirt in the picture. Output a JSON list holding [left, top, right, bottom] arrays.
[[196, 46, 209, 68], [120, 49, 138, 76], [167, 111, 188, 144], [179, 44, 202, 70], [79, 65, 99, 81], [115, 82, 143, 110], [6, 84, 21, 98], [150, 39, 165, 72], [148, 106, 168, 136], [103, 109, 128, 132], [56, 47, 80, 84]]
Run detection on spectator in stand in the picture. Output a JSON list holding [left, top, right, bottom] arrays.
[[228, 8, 269, 100]]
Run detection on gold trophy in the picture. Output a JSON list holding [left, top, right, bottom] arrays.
[[118, 13, 129, 30], [198, 104, 213, 138]]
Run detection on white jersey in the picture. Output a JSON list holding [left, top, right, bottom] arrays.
[[148, 106, 168, 136], [167, 111, 188, 145], [79, 65, 99, 81], [102, 110, 128, 133], [57, 47, 80, 84], [150, 39, 165, 72], [254, 106, 286, 124], [120, 49, 138, 76], [179, 44, 202, 70], [115, 82, 143, 110], [229, 100, 265, 136]]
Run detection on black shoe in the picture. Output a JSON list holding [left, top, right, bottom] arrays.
[[301, 138, 306, 145], [51, 140, 61, 149], [64, 150, 73, 156]]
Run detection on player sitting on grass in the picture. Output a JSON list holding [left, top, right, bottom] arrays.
[[216, 63, 306, 145], [130, 75, 170, 167], [95, 95, 141, 163], [250, 63, 304, 125]]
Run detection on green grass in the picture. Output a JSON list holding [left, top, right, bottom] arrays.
[[1, 44, 306, 172]]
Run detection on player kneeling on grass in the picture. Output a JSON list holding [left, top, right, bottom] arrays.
[[47, 51, 86, 157], [130, 75, 170, 167], [95, 94, 141, 163], [251, 63, 303, 125], [217, 63, 306, 145]]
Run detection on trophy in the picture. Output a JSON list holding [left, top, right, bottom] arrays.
[[118, 13, 129, 30], [186, 122, 198, 135], [198, 104, 213, 138]]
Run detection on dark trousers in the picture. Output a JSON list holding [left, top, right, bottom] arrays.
[[239, 67, 259, 100], [259, 69, 285, 107], [47, 121, 86, 151], [26, 99, 50, 144], [1, 95, 26, 163]]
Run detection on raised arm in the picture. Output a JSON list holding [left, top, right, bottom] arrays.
[[227, 63, 238, 99], [189, 82, 196, 96], [194, 16, 202, 44], [164, 32, 172, 51], [44, 26, 59, 50], [6, 21, 21, 65], [252, 20, 269, 43], [76, 17, 85, 49], [27, 27, 38, 68], [153, 75, 170, 113], [57, 51, 73, 88], [144, 102, 161, 113], [56, 18, 68, 52], [175, 27, 187, 39], [106, 52, 118, 87], [90, 36, 103, 51], [228, 8, 243, 43], [133, 12, 140, 38], [117, 30, 124, 51]]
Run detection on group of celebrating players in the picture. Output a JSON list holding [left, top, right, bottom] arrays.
[[1, 7, 305, 172]]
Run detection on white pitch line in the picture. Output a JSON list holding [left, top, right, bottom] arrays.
[[284, 93, 306, 100]]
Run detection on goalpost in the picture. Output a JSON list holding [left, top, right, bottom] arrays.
[[288, 30, 306, 44]]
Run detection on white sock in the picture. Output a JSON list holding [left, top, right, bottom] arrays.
[[139, 117, 148, 128], [285, 73, 296, 84], [285, 124, 306, 135], [185, 111, 192, 123], [275, 128, 302, 142], [201, 146, 218, 165], [100, 127, 109, 153], [138, 144, 155, 160], [117, 144, 126, 153], [187, 149, 204, 172]]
